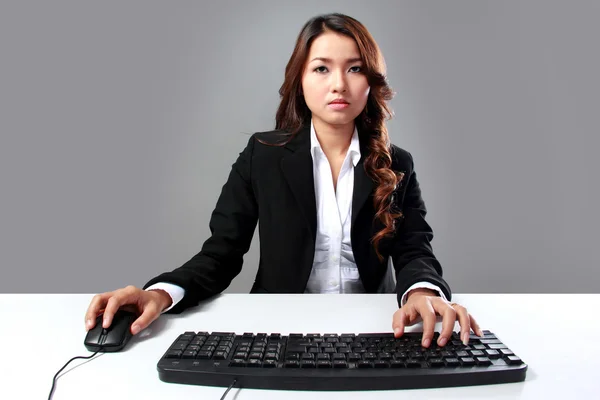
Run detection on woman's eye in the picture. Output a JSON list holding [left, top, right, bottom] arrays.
[[313, 66, 363, 73]]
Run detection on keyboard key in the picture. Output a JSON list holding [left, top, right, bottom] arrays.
[[317, 361, 332, 368], [476, 357, 492, 366], [229, 359, 246, 367], [460, 357, 476, 366], [428, 358, 445, 367], [166, 350, 182, 359], [284, 360, 299, 368], [506, 356, 523, 365], [196, 351, 212, 359], [358, 361, 373, 368], [286, 345, 306, 353], [500, 349, 515, 356], [485, 350, 500, 358], [247, 359, 262, 368], [181, 350, 198, 358], [444, 358, 461, 367], [300, 360, 316, 368], [480, 339, 502, 344], [333, 360, 348, 368], [374, 361, 389, 368], [262, 360, 277, 368]]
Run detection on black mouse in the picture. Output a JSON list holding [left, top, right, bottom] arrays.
[[84, 309, 137, 352]]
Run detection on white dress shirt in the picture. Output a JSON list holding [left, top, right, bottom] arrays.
[[147, 119, 446, 312]]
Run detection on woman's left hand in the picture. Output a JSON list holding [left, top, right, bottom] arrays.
[[391, 288, 484, 348]]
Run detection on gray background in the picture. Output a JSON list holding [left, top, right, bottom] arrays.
[[1, 0, 598, 294]]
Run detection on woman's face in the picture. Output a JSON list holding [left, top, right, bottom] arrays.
[[301, 31, 370, 130]]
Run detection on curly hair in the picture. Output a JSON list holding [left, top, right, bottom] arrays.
[[262, 13, 404, 261]]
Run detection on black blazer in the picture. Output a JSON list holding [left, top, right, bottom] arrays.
[[143, 124, 452, 314]]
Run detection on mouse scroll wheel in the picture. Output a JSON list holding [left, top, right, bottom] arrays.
[[101, 328, 108, 336]]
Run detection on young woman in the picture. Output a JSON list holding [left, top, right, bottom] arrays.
[[85, 13, 482, 349]]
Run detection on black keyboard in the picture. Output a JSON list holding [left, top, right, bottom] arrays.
[[157, 330, 527, 391]]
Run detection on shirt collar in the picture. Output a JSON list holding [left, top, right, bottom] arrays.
[[309, 118, 362, 167]]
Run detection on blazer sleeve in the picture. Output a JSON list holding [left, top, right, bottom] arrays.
[[143, 135, 258, 313], [391, 151, 452, 307]]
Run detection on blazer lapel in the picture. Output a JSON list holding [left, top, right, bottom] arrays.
[[352, 128, 374, 228], [352, 158, 374, 229], [280, 125, 317, 241]]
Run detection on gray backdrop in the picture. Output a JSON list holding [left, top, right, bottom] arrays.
[[1, 0, 598, 294]]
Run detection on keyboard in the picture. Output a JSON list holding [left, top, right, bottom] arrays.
[[157, 330, 527, 391]]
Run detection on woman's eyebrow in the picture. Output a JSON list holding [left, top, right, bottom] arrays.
[[310, 57, 362, 63]]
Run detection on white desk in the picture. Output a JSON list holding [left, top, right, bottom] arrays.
[[1, 293, 599, 399]]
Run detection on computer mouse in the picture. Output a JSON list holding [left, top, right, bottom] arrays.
[[84, 309, 137, 352]]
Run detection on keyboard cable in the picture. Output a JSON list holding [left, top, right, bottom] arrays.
[[220, 378, 238, 400], [48, 349, 101, 400]]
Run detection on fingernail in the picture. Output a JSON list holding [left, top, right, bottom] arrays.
[[462, 333, 469, 345], [439, 337, 447, 346], [394, 328, 401, 336], [103, 318, 109, 328], [131, 325, 139, 335], [478, 329, 484, 337], [423, 338, 430, 347], [86, 319, 92, 328]]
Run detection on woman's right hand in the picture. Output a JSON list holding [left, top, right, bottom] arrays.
[[84, 285, 173, 335]]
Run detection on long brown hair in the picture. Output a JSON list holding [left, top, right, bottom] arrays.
[[267, 13, 403, 261]]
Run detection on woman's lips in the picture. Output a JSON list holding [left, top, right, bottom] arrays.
[[328, 102, 349, 110]]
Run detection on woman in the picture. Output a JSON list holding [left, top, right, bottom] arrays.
[[85, 13, 482, 349]]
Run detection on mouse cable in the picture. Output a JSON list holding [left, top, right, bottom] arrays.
[[220, 378, 238, 400], [48, 349, 101, 400]]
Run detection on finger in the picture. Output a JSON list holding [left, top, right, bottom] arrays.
[[469, 313, 484, 337], [103, 286, 141, 328], [85, 293, 110, 330], [433, 301, 457, 347], [417, 300, 436, 348], [102, 294, 127, 328], [391, 308, 410, 338], [131, 302, 160, 335], [453, 305, 472, 345]]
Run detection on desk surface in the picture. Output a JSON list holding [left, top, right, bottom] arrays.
[[1, 293, 599, 399]]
